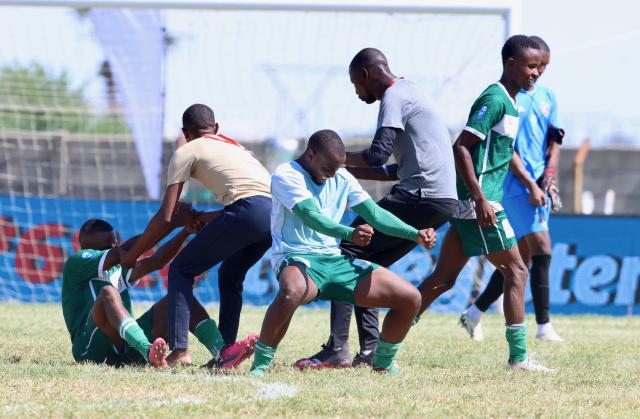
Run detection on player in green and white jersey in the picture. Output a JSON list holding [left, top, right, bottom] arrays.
[[62, 216, 230, 368], [415, 35, 553, 372]]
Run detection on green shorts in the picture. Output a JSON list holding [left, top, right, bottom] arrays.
[[71, 306, 154, 366], [450, 211, 517, 257], [277, 254, 379, 304]]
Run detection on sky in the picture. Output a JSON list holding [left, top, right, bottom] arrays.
[[0, 0, 637, 148]]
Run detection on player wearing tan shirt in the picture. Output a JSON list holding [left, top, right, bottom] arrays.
[[166, 133, 271, 206], [122, 104, 272, 367]]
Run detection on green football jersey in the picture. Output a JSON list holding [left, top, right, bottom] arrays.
[[61, 249, 133, 341], [454, 82, 519, 219]]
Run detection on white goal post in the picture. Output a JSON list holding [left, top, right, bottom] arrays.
[[0, 0, 520, 307], [3, 0, 522, 36]]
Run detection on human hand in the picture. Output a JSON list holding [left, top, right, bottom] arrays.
[[548, 184, 562, 212], [351, 224, 374, 246], [474, 198, 496, 228], [540, 167, 557, 194], [171, 201, 195, 228], [185, 212, 202, 234], [196, 210, 222, 227], [528, 183, 547, 207], [417, 228, 437, 249]]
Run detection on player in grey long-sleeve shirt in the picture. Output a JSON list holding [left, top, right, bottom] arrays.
[[295, 48, 458, 370]]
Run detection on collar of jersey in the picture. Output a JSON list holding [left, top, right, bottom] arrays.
[[494, 81, 517, 108]]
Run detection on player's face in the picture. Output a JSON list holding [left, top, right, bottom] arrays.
[[513, 47, 542, 90], [349, 68, 376, 104], [308, 149, 345, 184], [536, 50, 550, 78]]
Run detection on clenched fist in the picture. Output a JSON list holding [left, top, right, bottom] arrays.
[[351, 223, 374, 247], [417, 228, 437, 249]]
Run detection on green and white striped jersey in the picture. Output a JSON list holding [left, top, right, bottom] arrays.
[[454, 82, 519, 219], [61, 249, 133, 340]]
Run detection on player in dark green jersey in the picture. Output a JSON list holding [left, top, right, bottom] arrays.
[[415, 35, 553, 372], [62, 215, 231, 368]]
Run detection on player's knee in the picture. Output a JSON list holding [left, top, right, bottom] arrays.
[[97, 285, 119, 303], [276, 281, 305, 308], [406, 287, 422, 315], [532, 239, 551, 255], [504, 261, 528, 287]]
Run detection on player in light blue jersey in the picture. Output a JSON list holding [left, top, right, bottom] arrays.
[[250, 129, 437, 376], [461, 36, 566, 343]]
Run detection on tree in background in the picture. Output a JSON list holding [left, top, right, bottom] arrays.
[[0, 63, 129, 134]]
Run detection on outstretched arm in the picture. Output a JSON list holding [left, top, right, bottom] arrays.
[[291, 199, 375, 246], [346, 164, 399, 181], [351, 198, 417, 241], [128, 228, 192, 282], [345, 127, 398, 168], [101, 235, 141, 271], [292, 198, 355, 241], [120, 182, 192, 268], [351, 199, 436, 248]]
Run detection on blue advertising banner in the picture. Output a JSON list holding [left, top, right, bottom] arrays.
[[0, 195, 638, 315]]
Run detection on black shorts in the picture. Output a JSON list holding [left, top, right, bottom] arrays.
[[340, 185, 457, 267]]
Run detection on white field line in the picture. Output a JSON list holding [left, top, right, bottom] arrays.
[[3, 373, 298, 413], [157, 372, 299, 401]]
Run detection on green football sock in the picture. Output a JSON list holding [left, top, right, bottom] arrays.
[[373, 339, 402, 370], [118, 317, 152, 361], [412, 314, 421, 326], [195, 319, 226, 359], [505, 323, 528, 364], [250, 340, 276, 376]]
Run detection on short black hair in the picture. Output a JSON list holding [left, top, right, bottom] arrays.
[[530, 36, 550, 53], [307, 129, 345, 156], [79, 219, 113, 245], [349, 48, 388, 70], [501, 35, 540, 63], [182, 104, 216, 133]]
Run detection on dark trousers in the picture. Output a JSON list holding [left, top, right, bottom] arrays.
[[329, 186, 457, 351], [168, 195, 272, 349]]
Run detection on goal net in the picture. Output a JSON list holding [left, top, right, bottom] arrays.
[[0, 1, 514, 313]]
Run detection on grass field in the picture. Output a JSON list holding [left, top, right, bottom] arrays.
[[1, 304, 639, 417]]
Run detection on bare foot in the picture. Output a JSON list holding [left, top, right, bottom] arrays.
[[166, 348, 192, 367]]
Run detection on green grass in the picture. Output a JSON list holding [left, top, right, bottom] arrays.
[[1, 304, 639, 417]]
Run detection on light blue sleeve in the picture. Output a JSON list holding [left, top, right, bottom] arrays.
[[342, 169, 371, 208], [271, 166, 312, 211], [547, 89, 560, 128]]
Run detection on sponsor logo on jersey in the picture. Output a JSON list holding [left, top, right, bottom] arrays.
[[530, 114, 538, 125], [540, 101, 550, 117], [476, 105, 488, 120], [81, 251, 94, 259]]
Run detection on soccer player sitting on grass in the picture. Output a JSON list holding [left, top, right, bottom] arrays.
[[415, 35, 553, 372], [62, 217, 236, 368], [249, 129, 437, 376]]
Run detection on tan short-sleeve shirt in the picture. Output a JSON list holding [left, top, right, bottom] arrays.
[[166, 135, 271, 206]]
